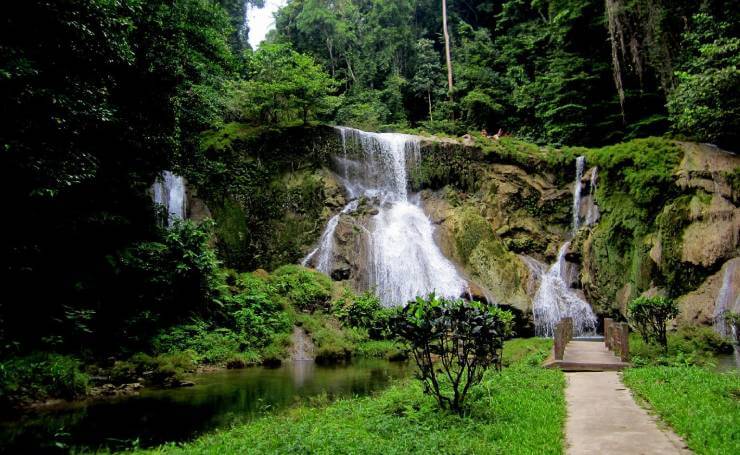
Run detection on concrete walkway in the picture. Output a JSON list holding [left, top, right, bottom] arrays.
[[565, 371, 691, 454], [545, 340, 630, 371]]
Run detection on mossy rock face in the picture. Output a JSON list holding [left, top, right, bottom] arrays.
[[468, 239, 531, 313], [441, 206, 532, 313], [194, 125, 343, 270]]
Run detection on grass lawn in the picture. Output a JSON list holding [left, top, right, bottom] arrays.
[[138, 338, 565, 454], [623, 366, 740, 455]]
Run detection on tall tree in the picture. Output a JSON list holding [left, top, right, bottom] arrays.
[[442, 0, 454, 98], [411, 38, 441, 122]]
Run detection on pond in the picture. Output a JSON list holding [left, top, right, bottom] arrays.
[[0, 360, 411, 453], [715, 345, 740, 372]]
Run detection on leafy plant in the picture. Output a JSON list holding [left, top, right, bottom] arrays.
[[332, 290, 395, 339], [392, 294, 512, 414], [628, 296, 679, 350], [0, 353, 89, 404], [271, 265, 332, 312]]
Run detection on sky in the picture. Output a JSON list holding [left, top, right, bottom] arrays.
[[246, 0, 287, 49]]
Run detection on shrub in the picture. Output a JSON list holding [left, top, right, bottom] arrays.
[[0, 353, 89, 403], [392, 294, 512, 414], [628, 296, 679, 349], [332, 290, 395, 339], [152, 322, 242, 364], [271, 265, 332, 312], [110, 351, 197, 387], [629, 326, 734, 367]]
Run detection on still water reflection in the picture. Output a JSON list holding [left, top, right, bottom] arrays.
[[0, 360, 410, 453]]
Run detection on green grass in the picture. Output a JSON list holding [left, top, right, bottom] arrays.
[[353, 339, 407, 360], [623, 366, 740, 455], [134, 338, 563, 454], [137, 363, 565, 454], [502, 337, 553, 366]]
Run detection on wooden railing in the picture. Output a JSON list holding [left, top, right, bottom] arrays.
[[553, 317, 573, 360], [604, 318, 630, 362]]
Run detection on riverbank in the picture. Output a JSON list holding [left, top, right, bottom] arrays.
[[136, 340, 564, 454]]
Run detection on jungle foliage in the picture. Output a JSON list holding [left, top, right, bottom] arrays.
[[273, 0, 739, 149]]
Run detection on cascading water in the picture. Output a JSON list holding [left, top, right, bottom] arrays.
[[532, 156, 597, 337], [572, 156, 585, 231], [301, 200, 359, 273], [152, 171, 186, 226], [584, 167, 600, 226], [713, 260, 739, 339], [303, 127, 467, 306]]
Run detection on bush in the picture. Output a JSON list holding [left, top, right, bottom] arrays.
[[110, 351, 196, 387], [295, 312, 365, 364], [332, 290, 395, 339], [630, 326, 734, 367], [152, 322, 242, 364], [271, 265, 332, 312], [0, 353, 89, 403], [392, 294, 513, 414], [628, 296, 679, 349]]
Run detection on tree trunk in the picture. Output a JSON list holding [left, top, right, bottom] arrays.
[[442, 0, 454, 100], [427, 89, 434, 122]]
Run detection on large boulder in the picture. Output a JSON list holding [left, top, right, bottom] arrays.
[[677, 257, 740, 326], [680, 194, 739, 268]]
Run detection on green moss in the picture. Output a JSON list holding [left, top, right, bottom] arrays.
[[211, 198, 250, 268], [193, 125, 341, 271], [469, 239, 529, 310], [586, 138, 682, 212], [655, 195, 710, 296], [451, 207, 494, 263], [409, 142, 483, 192]]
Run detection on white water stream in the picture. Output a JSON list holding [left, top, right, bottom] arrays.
[[713, 260, 739, 339], [152, 171, 187, 227], [302, 127, 466, 306], [532, 156, 597, 337]]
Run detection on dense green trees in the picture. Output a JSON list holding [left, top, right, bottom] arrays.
[[1, 0, 738, 383], [1, 0, 237, 354], [271, 0, 739, 148], [227, 44, 337, 124]]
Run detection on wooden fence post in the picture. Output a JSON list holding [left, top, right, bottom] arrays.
[[618, 323, 630, 362], [604, 318, 613, 349]]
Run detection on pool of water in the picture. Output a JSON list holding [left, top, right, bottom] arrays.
[[0, 360, 411, 453], [714, 345, 740, 372]]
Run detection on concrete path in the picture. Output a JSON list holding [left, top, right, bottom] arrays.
[[565, 371, 691, 455], [545, 340, 630, 371]]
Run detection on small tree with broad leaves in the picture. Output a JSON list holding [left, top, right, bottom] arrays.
[[392, 294, 512, 414], [628, 296, 679, 350]]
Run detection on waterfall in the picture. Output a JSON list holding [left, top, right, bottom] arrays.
[[152, 171, 186, 226], [585, 167, 600, 226], [301, 200, 359, 273], [532, 156, 597, 337], [713, 260, 739, 338], [305, 126, 466, 307], [572, 156, 585, 231]]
